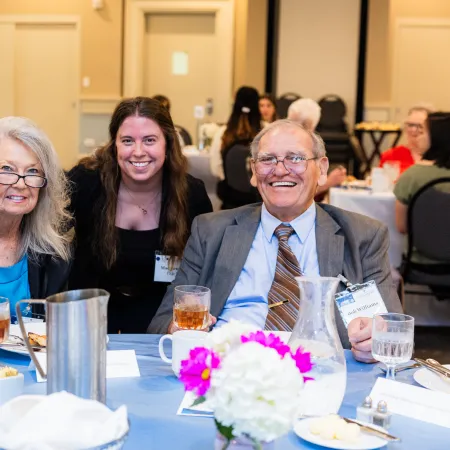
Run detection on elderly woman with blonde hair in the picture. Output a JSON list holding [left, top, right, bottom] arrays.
[[0, 117, 71, 323]]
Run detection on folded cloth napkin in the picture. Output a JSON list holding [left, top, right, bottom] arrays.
[[0, 391, 128, 450]]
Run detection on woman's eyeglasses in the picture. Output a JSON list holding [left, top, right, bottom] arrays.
[[0, 172, 47, 188]]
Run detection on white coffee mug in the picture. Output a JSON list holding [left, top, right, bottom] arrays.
[[159, 330, 208, 376]]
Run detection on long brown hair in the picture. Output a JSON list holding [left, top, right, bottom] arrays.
[[79, 97, 189, 269], [221, 86, 262, 151]]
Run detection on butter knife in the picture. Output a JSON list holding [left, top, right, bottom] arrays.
[[342, 417, 401, 442], [415, 358, 450, 379], [426, 359, 450, 377]]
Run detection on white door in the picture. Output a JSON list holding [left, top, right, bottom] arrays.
[[392, 20, 450, 122], [144, 13, 219, 143], [14, 23, 79, 169]]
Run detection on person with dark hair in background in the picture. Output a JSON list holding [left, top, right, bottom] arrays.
[[259, 94, 277, 125], [210, 86, 262, 181], [68, 97, 212, 333], [395, 112, 450, 264]]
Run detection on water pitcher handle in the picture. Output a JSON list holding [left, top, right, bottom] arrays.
[[16, 299, 47, 380]]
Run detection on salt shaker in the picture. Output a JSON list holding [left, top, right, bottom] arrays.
[[372, 400, 392, 429], [356, 396, 373, 423]]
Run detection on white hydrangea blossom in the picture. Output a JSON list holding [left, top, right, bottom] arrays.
[[208, 342, 304, 443], [207, 320, 258, 356]]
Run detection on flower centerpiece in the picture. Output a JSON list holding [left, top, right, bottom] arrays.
[[179, 321, 313, 449]]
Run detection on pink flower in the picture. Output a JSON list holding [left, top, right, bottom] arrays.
[[241, 331, 291, 358], [241, 332, 314, 381], [179, 347, 221, 396], [291, 346, 314, 381]]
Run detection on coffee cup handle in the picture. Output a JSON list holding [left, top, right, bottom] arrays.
[[158, 334, 173, 364]]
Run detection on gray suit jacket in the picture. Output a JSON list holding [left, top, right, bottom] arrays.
[[148, 203, 402, 348]]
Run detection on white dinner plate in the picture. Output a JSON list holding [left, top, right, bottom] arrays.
[[413, 364, 450, 394], [0, 324, 109, 356], [294, 418, 387, 450], [0, 323, 47, 355]]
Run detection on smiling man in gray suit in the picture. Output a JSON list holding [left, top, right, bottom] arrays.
[[149, 120, 402, 362]]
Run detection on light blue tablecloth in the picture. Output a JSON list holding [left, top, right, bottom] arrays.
[[1, 335, 449, 449]]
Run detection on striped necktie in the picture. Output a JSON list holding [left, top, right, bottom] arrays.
[[265, 224, 302, 331]]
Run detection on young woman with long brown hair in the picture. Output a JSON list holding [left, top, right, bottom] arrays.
[[68, 97, 212, 333]]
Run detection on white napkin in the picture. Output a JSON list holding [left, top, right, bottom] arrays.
[[0, 391, 128, 450]]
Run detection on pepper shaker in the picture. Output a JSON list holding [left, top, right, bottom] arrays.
[[356, 396, 374, 423], [372, 400, 392, 429]]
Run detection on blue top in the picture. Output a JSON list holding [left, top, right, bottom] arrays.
[[0, 254, 31, 323], [216, 202, 320, 328]]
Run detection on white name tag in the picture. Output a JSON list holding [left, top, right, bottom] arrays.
[[335, 280, 388, 328], [154, 254, 180, 283]]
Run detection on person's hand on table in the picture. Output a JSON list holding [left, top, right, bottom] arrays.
[[168, 314, 217, 334], [348, 317, 376, 363]]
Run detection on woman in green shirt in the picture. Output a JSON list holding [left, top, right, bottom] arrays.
[[394, 112, 450, 264]]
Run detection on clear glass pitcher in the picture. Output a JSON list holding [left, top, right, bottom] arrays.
[[16, 289, 110, 403], [288, 277, 346, 417]]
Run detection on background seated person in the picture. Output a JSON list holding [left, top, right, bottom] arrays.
[[380, 104, 435, 174], [259, 94, 277, 126], [0, 117, 71, 322], [287, 98, 347, 199], [149, 120, 403, 363], [395, 112, 450, 264]]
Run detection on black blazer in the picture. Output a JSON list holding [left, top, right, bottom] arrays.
[[67, 164, 213, 289], [28, 254, 71, 299]]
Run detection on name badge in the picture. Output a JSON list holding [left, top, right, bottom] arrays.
[[154, 253, 180, 283], [335, 278, 388, 328]]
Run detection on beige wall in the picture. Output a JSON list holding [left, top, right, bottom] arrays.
[[0, 0, 123, 98], [277, 0, 360, 125], [365, 0, 390, 105], [366, 0, 450, 106], [233, 0, 267, 93]]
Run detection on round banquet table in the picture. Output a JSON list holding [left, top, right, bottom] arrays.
[[1, 335, 450, 449], [329, 187, 403, 268]]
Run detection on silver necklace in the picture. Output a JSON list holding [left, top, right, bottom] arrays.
[[122, 184, 160, 215]]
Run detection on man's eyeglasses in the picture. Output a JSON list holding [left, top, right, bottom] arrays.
[[404, 122, 425, 133], [0, 172, 47, 188], [253, 154, 318, 176]]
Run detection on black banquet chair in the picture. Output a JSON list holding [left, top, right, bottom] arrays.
[[276, 93, 301, 119], [315, 94, 361, 176], [217, 139, 260, 210], [174, 125, 193, 146], [400, 177, 450, 300]]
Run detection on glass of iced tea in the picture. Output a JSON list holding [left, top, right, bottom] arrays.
[[0, 297, 10, 344], [173, 286, 211, 330]]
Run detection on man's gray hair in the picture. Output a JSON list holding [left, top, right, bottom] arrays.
[[0, 117, 71, 261], [250, 119, 327, 159], [287, 98, 322, 131]]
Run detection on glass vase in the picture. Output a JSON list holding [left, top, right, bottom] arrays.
[[214, 433, 274, 450], [288, 277, 347, 417]]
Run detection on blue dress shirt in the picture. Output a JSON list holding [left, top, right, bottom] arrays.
[[216, 202, 319, 328]]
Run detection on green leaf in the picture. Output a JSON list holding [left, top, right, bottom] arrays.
[[191, 396, 206, 407], [215, 419, 234, 442]]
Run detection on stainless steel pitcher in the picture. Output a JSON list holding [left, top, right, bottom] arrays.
[[16, 289, 110, 403]]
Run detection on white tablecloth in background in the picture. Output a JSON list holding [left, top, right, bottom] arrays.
[[183, 148, 220, 211], [329, 188, 403, 268]]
